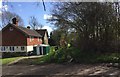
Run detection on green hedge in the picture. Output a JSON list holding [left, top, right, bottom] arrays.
[[39, 47, 120, 64], [2, 52, 27, 58]]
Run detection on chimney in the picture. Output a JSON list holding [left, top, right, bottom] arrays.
[[27, 26, 30, 29], [12, 17, 18, 26]]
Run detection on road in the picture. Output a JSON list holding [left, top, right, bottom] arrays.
[[2, 63, 120, 77]]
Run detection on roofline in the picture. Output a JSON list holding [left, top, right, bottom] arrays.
[[18, 26, 42, 37], [2, 23, 42, 37], [35, 29, 49, 37]]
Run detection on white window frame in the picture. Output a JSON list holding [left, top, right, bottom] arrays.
[[21, 46, 25, 51], [10, 46, 14, 51], [1, 46, 5, 51]]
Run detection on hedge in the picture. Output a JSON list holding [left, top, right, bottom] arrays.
[[1, 52, 27, 58]]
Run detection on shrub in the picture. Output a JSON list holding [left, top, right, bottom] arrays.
[[40, 47, 69, 63], [2, 52, 27, 58], [96, 53, 120, 63], [53, 48, 67, 63], [39, 46, 120, 64], [40, 48, 55, 63]]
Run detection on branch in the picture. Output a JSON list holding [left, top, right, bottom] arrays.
[[42, 0, 46, 11]]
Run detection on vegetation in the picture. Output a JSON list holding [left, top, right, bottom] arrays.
[[10, 47, 120, 65], [46, 2, 120, 64], [2, 11, 24, 28], [39, 47, 120, 64], [1, 57, 22, 65], [28, 16, 43, 29], [49, 2, 120, 53], [2, 52, 27, 58]]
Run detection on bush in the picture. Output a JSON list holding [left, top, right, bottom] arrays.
[[96, 53, 120, 63], [53, 48, 67, 63], [40, 47, 69, 63], [2, 52, 27, 58], [39, 46, 120, 64], [39, 46, 56, 63]]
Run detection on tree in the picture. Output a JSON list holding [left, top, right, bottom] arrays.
[[49, 29, 64, 46], [49, 2, 119, 53], [2, 11, 24, 28], [29, 16, 43, 29]]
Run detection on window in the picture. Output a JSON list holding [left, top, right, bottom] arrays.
[[30, 36, 32, 42], [38, 37, 41, 41], [21, 47, 24, 50], [32, 36, 34, 40], [10, 46, 14, 51], [38, 37, 39, 41], [1, 46, 5, 51], [6, 46, 8, 49], [30, 36, 34, 41], [9, 27, 13, 31]]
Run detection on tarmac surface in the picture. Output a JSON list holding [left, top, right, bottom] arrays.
[[2, 63, 120, 77]]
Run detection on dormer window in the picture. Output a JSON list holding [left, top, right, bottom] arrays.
[[32, 36, 34, 41], [9, 27, 13, 31]]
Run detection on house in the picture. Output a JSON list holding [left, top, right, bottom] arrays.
[[0, 18, 49, 55], [36, 29, 49, 45]]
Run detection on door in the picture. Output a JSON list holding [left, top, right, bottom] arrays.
[[33, 47, 37, 55]]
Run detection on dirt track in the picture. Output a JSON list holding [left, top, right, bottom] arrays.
[[2, 63, 120, 77]]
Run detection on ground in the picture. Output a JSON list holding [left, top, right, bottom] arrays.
[[2, 63, 120, 77]]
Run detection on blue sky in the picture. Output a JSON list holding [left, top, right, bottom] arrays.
[[3, 2, 54, 35]]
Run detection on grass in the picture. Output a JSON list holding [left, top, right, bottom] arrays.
[[0, 57, 23, 65]]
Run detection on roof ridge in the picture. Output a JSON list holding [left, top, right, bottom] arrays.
[[11, 24, 42, 37]]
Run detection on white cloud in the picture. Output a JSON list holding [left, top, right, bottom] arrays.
[[42, 26, 53, 35], [43, 14, 52, 20]]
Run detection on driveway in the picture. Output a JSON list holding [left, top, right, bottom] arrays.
[[2, 63, 120, 77]]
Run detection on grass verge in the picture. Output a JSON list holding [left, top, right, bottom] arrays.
[[0, 57, 23, 65]]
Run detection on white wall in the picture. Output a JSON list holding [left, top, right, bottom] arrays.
[[0, 46, 27, 52], [26, 46, 33, 52], [44, 32, 48, 45], [0, 45, 38, 53]]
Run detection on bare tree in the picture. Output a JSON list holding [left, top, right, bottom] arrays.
[[2, 11, 24, 28], [49, 2, 119, 52], [29, 16, 43, 29]]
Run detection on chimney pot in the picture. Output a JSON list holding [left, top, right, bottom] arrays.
[[12, 17, 18, 26], [27, 26, 30, 29]]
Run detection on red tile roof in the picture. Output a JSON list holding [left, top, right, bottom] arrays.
[[17, 26, 42, 37], [2, 23, 42, 37]]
